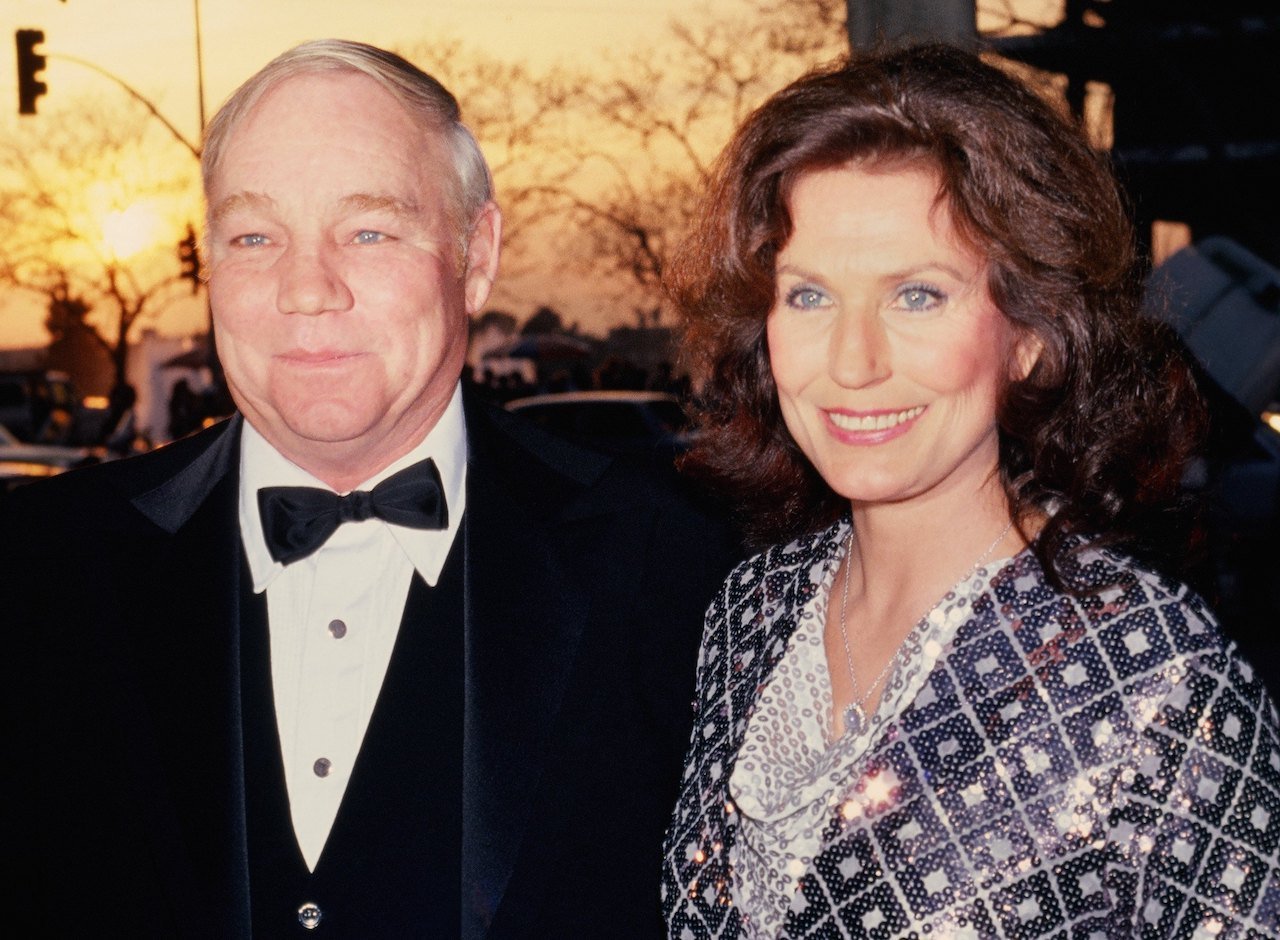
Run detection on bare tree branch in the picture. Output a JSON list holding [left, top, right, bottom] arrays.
[[0, 101, 200, 388]]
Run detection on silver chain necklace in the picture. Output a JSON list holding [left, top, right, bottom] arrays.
[[836, 519, 1013, 737]]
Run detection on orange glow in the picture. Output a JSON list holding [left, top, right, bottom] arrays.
[[0, 461, 62, 478], [97, 201, 167, 262], [0, 0, 1091, 351]]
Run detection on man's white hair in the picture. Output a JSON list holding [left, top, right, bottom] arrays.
[[201, 39, 493, 247]]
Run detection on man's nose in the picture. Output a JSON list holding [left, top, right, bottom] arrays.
[[829, 309, 892, 389], [275, 245, 354, 316]]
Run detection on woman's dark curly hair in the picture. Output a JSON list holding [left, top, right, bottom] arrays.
[[671, 44, 1205, 583]]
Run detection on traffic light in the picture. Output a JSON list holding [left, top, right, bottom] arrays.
[[16, 29, 47, 116], [178, 224, 201, 293]]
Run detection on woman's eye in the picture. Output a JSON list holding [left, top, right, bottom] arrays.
[[784, 286, 830, 310], [233, 233, 269, 248], [896, 285, 944, 311], [353, 230, 387, 245]]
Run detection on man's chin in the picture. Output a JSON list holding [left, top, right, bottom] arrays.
[[250, 409, 387, 461], [281, 419, 383, 451]]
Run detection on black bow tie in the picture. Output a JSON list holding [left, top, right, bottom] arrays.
[[258, 458, 448, 566]]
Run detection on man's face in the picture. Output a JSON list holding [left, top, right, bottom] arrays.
[[206, 71, 499, 489]]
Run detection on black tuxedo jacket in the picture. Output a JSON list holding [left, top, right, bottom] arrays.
[[2, 394, 735, 937]]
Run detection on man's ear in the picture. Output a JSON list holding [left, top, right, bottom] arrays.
[[463, 201, 502, 315]]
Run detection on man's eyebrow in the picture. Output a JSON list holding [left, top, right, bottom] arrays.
[[208, 192, 424, 224], [209, 191, 276, 223], [340, 193, 422, 217]]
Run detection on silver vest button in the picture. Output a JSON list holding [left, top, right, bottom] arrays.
[[298, 902, 323, 930]]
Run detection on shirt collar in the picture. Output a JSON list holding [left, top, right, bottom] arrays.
[[238, 383, 468, 593]]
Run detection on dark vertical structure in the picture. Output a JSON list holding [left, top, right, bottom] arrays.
[[15, 29, 48, 115], [846, 0, 978, 49], [990, 1, 1280, 266]]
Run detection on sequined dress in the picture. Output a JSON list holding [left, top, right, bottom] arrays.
[[662, 521, 1280, 938]]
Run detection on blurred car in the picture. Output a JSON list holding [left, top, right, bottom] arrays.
[[0, 422, 103, 493], [505, 390, 694, 460], [0, 369, 80, 443]]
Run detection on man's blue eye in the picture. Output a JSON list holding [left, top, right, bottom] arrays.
[[354, 230, 386, 245], [235, 233, 268, 248]]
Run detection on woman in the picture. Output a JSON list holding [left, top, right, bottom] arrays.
[[662, 46, 1280, 938]]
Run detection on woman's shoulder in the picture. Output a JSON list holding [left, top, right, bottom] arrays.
[[979, 535, 1271, 719], [720, 520, 846, 590], [696, 521, 846, 685], [705, 521, 845, 629], [990, 535, 1219, 642]]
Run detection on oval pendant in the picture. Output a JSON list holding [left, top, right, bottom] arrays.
[[843, 703, 867, 738]]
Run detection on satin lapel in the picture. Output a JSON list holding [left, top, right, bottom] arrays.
[[460, 410, 602, 937], [124, 420, 251, 933]]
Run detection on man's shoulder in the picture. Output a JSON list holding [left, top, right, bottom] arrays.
[[1, 418, 238, 533], [464, 392, 610, 486], [465, 391, 732, 529]]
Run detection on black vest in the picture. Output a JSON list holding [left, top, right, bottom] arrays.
[[241, 538, 464, 936]]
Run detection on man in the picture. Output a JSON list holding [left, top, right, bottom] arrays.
[[2, 41, 733, 937]]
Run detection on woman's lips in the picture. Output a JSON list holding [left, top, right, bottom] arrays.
[[824, 404, 926, 443]]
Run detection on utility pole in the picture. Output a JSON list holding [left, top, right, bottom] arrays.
[[193, 0, 207, 134], [846, 0, 978, 50]]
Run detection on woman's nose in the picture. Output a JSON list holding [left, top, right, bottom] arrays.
[[829, 310, 891, 388]]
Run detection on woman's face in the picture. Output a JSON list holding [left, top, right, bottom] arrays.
[[766, 164, 1032, 511]]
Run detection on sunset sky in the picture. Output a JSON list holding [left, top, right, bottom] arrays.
[[0, 1, 1064, 348], [5, 0, 728, 139], [1, 0, 755, 347]]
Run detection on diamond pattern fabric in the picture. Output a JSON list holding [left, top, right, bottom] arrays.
[[662, 521, 1280, 938]]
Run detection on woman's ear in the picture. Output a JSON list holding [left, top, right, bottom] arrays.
[[1010, 330, 1044, 381]]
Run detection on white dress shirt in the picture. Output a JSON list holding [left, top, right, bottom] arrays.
[[238, 384, 467, 871]]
